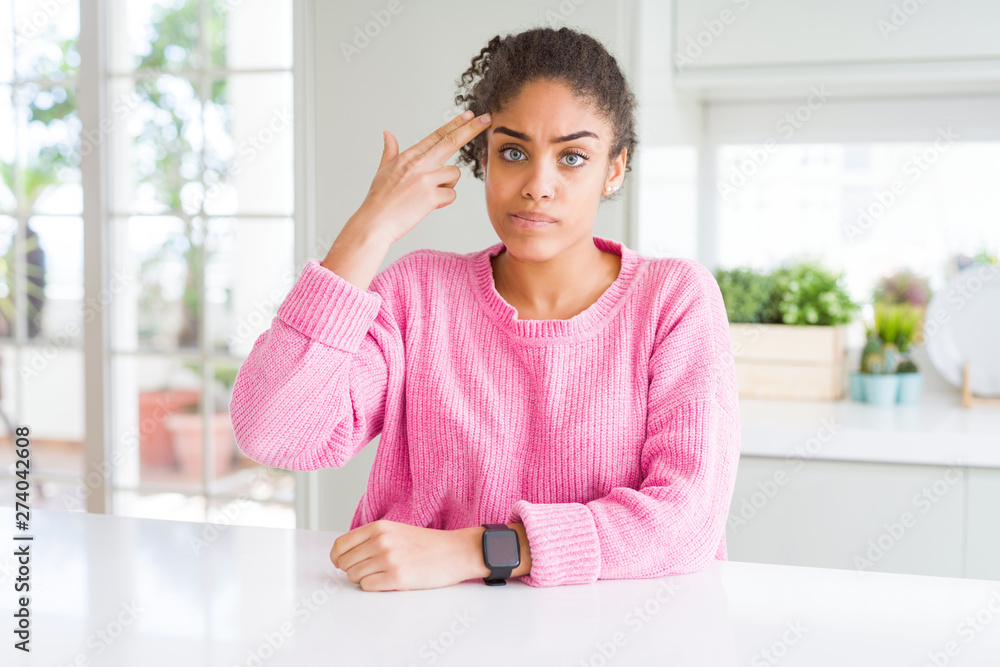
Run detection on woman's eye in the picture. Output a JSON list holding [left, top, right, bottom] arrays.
[[499, 147, 588, 168], [501, 147, 525, 161]]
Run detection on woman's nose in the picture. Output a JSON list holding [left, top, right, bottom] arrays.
[[521, 161, 557, 200]]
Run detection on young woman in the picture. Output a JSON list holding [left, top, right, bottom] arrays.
[[230, 27, 741, 591]]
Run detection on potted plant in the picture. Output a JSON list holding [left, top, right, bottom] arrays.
[[165, 364, 239, 480], [718, 261, 859, 400], [896, 358, 923, 404], [884, 302, 922, 404], [853, 303, 923, 404], [138, 387, 201, 468], [857, 319, 899, 405], [872, 269, 932, 347]]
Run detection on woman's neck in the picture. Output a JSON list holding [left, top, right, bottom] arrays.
[[491, 239, 622, 320]]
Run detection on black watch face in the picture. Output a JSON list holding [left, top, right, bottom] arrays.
[[484, 530, 520, 568]]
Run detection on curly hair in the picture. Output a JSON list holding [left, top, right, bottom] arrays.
[[453, 26, 638, 196]]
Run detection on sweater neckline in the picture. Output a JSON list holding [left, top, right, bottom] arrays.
[[468, 235, 640, 340]]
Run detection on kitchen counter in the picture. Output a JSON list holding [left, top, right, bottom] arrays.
[[740, 392, 1000, 468], [3, 508, 1000, 665]]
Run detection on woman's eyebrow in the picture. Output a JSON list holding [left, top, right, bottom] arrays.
[[492, 126, 599, 143]]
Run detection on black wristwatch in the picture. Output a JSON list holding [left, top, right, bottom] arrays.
[[481, 523, 520, 586]]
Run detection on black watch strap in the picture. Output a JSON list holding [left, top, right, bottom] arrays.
[[481, 523, 518, 586]]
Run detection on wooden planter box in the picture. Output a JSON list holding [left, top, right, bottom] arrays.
[[729, 323, 848, 400]]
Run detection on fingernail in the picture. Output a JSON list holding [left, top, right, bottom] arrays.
[[461, 110, 473, 120], [480, 113, 491, 124]]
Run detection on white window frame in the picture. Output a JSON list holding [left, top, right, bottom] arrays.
[[67, 0, 320, 527]]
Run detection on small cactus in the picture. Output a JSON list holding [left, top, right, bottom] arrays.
[[860, 336, 884, 374]]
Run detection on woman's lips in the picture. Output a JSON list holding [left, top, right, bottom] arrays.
[[509, 213, 556, 229]]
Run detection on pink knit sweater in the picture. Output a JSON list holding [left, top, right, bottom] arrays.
[[230, 235, 742, 587]]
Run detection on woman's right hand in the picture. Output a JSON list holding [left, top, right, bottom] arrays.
[[351, 110, 492, 246]]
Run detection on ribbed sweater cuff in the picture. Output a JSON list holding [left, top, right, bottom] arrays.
[[508, 500, 601, 587], [276, 258, 383, 353]]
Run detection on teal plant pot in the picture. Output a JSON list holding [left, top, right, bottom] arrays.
[[896, 372, 923, 404], [861, 374, 900, 405], [848, 372, 866, 402]]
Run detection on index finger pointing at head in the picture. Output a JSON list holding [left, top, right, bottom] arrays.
[[423, 113, 491, 166], [402, 110, 476, 161]]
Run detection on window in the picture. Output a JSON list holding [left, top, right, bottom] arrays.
[[106, 0, 295, 526], [0, 0, 301, 529], [635, 95, 1000, 306], [715, 140, 1000, 301], [0, 1, 86, 508]]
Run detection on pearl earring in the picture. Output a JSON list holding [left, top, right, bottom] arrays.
[[604, 184, 620, 194]]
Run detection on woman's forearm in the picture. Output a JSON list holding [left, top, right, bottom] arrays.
[[319, 213, 394, 291]]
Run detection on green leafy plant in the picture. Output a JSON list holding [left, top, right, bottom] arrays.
[[716, 262, 858, 326], [874, 303, 922, 353], [715, 268, 776, 324], [770, 262, 858, 326], [973, 247, 998, 265], [860, 327, 886, 374], [865, 302, 924, 374]]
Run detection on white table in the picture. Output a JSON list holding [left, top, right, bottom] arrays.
[[2, 508, 999, 666]]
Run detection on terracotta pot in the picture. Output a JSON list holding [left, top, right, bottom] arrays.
[[138, 390, 201, 467], [165, 412, 237, 480]]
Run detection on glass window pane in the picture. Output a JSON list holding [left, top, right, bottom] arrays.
[[0, 219, 51, 340], [209, 0, 292, 70], [0, 216, 14, 339], [715, 142, 1000, 301], [29, 215, 83, 343], [0, 7, 12, 83], [108, 75, 203, 216], [107, 0, 201, 74], [13, 81, 81, 214], [111, 216, 202, 352], [110, 355, 254, 494], [0, 476, 90, 512], [111, 353, 206, 489], [0, 86, 13, 212], [203, 73, 293, 216], [0, 345, 19, 467], [23, 345, 84, 474], [636, 146, 698, 260], [13, 0, 79, 81], [205, 217, 293, 355]]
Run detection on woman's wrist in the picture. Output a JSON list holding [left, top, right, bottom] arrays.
[[461, 523, 531, 580]]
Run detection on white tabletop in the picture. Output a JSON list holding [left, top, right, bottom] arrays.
[[3, 508, 999, 666]]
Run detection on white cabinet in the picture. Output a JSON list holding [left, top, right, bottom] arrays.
[[967, 467, 1000, 580], [729, 394, 1000, 580], [671, 0, 1000, 99], [674, 0, 1000, 69], [727, 457, 967, 578]]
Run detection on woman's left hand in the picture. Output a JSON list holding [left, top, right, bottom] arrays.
[[330, 520, 480, 592]]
